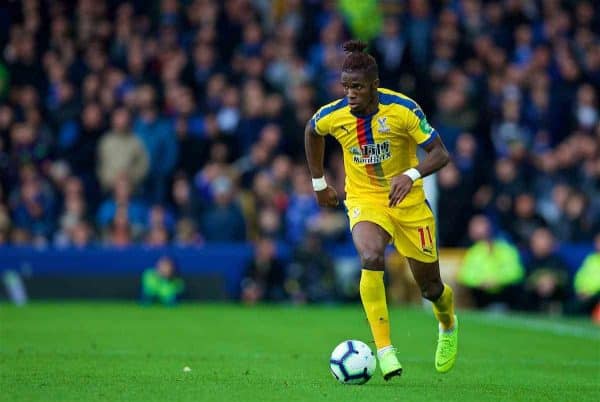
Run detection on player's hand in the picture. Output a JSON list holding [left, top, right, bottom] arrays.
[[388, 175, 413, 207], [315, 186, 339, 208]]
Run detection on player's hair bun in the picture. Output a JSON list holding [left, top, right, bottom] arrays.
[[343, 40, 368, 54]]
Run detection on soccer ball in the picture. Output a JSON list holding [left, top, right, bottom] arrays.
[[329, 340, 376, 385]]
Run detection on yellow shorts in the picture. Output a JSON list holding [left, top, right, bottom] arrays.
[[345, 199, 438, 263]]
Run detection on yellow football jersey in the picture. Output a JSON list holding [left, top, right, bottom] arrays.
[[310, 88, 438, 207]]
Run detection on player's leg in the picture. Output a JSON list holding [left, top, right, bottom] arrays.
[[391, 202, 457, 373], [352, 221, 402, 380], [407, 258, 455, 330], [407, 258, 458, 373]]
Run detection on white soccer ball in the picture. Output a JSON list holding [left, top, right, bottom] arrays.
[[329, 340, 377, 385]]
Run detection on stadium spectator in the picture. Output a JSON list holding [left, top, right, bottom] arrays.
[[491, 158, 526, 232], [8, 122, 52, 180], [308, 207, 347, 244], [170, 173, 202, 224], [4, 30, 45, 91], [144, 225, 170, 248], [286, 229, 336, 304], [57, 102, 105, 198], [48, 81, 80, 144], [141, 256, 184, 305], [453, 132, 490, 193], [233, 142, 273, 188], [436, 162, 474, 247], [174, 117, 209, 179], [199, 175, 246, 242], [54, 176, 90, 247], [371, 16, 408, 89], [339, 0, 381, 43], [508, 193, 548, 249], [146, 205, 175, 237], [241, 236, 286, 304], [457, 215, 524, 310], [9, 165, 57, 244], [523, 228, 570, 313], [173, 217, 202, 246], [143, 204, 174, 247], [97, 107, 149, 193], [285, 166, 320, 244], [132, 85, 178, 204], [255, 205, 283, 240], [433, 85, 478, 151], [97, 176, 147, 239], [0, 204, 11, 245], [69, 220, 94, 248], [569, 234, 600, 316], [556, 191, 599, 243]]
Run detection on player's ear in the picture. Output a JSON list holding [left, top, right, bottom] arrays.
[[372, 77, 380, 90]]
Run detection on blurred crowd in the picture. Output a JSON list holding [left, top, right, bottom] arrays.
[[0, 1, 598, 311]]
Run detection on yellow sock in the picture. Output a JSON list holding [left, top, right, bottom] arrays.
[[359, 269, 391, 350], [432, 284, 455, 331]]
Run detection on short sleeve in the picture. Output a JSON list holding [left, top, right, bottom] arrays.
[[310, 108, 331, 136], [405, 104, 438, 147]]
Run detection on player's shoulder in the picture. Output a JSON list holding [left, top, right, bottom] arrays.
[[312, 97, 349, 123], [378, 88, 421, 111]]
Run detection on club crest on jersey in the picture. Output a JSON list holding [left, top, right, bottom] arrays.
[[377, 117, 390, 133], [350, 140, 391, 165]]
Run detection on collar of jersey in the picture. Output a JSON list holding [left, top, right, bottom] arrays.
[[350, 107, 379, 118]]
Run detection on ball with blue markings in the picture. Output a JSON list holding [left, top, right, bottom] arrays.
[[329, 340, 376, 384]]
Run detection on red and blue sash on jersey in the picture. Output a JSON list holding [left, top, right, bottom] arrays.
[[356, 116, 386, 186]]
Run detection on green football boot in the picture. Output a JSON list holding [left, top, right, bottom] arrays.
[[378, 347, 403, 381], [435, 315, 458, 373]]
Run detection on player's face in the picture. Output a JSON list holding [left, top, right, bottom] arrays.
[[341, 71, 379, 114]]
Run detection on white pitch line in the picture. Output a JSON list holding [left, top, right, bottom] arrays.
[[467, 313, 600, 340]]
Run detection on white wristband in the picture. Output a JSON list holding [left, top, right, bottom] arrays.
[[402, 168, 421, 182], [312, 176, 328, 191]]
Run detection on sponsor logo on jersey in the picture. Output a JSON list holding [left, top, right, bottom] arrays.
[[350, 140, 391, 165], [419, 117, 433, 134], [352, 207, 361, 218]]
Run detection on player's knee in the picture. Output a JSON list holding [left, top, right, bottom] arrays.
[[420, 281, 444, 302], [359, 250, 385, 269]]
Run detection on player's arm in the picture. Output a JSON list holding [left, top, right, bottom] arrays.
[[388, 133, 450, 207], [414, 135, 451, 178], [304, 121, 339, 208]]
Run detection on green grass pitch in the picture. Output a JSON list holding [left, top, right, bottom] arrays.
[[1, 303, 599, 402]]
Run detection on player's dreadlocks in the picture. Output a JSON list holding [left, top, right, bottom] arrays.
[[342, 40, 378, 79]]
